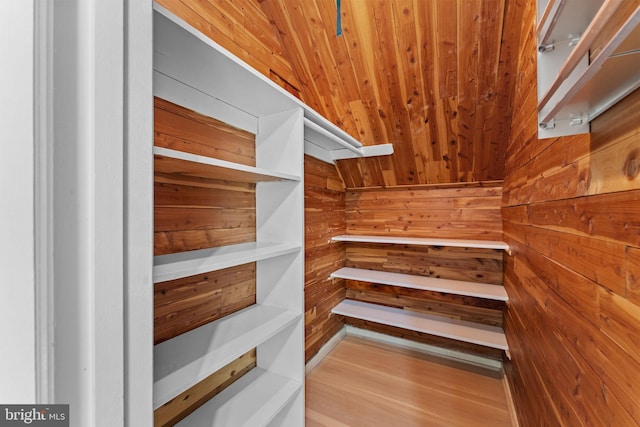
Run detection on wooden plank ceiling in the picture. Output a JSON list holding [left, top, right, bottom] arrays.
[[259, 0, 525, 187]]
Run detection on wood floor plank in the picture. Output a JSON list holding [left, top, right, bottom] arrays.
[[306, 336, 513, 427]]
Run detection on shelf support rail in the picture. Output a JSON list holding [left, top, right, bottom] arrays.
[[537, 0, 626, 119], [303, 117, 364, 156]]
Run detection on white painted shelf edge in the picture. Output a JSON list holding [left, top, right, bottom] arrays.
[[153, 3, 369, 161], [153, 242, 301, 283], [175, 367, 301, 427], [332, 299, 508, 351], [331, 267, 508, 301], [331, 235, 510, 251], [154, 304, 300, 409], [153, 146, 301, 182]]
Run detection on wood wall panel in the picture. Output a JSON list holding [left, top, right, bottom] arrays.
[[154, 263, 256, 345], [503, 1, 640, 424], [260, 0, 525, 186], [346, 183, 504, 241], [343, 182, 506, 359], [304, 155, 347, 362]]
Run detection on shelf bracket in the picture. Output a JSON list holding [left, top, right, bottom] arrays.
[[538, 43, 555, 53]]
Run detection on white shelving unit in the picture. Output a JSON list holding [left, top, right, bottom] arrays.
[[537, 0, 640, 138], [332, 300, 508, 351], [330, 267, 508, 301], [152, 2, 364, 423], [330, 234, 510, 356]]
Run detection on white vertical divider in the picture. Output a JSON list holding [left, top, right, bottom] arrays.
[[256, 107, 304, 426]]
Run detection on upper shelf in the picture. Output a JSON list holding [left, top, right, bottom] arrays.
[[153, 4, 392, 164], [331, 235, 510, 251], [537, 0, 640, 137], [154, 146, 300, 183]]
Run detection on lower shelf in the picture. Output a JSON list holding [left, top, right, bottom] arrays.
[[176, 367, 302, 427], [332, 299, 508, 351], [154, 304, 300, 409]]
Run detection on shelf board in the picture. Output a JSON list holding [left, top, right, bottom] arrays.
[[332, 300, 508, 351], [154, 304, 300, 409], [331, 267, 508, 301], [153, 4, 365, 165], [154, 146, 300, 183], [154, 242, 300, 283], [331, 235, 510, 251], [176, 367, 301, 427]]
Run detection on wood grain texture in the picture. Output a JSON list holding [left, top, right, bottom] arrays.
[[304, 155, 347, 362], [154, 349, 256, 427], [257, 0, 524, 186], [503, 1, 640, 424], [306, 335, 513, 426], [346, 183, 504, 241], [340, 182, 506, 359], [154, 99, 257, 256], [154, 263, 256, 344]]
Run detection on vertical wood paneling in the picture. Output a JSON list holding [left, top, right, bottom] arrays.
[[259, 0, 524, 186], [503, 1, 640, 424], [304, 155, 347, 362]]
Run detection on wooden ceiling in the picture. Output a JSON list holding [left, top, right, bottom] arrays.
[[159, 0, 527, 187]]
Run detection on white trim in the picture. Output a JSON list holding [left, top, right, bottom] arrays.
[[123, 0, 154, 424], [305, 327, 347, 375], [0, 0, 37, 403], [34, 0, 54, 404]]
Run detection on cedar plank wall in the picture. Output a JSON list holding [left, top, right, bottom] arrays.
[[156, 0, 346, 362], [304, 157, 347, 362], [504, 2, 640, 425], [343, 183, 506, 359]]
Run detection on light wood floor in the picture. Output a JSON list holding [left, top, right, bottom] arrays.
[[305, 336, 514, 427]]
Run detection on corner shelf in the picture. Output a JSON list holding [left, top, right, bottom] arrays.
[[175, 368, 301, 427], [154, 146, 301, 183], [331, 234, 510, 251], [537, 0, 640, 137], [331, 267, 508, 301], [154, 304, 300, 409], [332, 300, 508, 351]]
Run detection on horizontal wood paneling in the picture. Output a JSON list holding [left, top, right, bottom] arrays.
[[154, 349, 256, 426], [154, 98, 257, 256], [154, 97, 256, 166], [154, 263, 256, 344], [346, 184, 504, 241], [304, 155, 346, 362], [345, 244, 504, 285], [503, 2, 640, 424], [342, 182, 505, 358]]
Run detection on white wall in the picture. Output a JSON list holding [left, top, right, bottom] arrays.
[[0, 0, 37, 403]]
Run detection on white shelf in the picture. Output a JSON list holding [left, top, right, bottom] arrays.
[[153, 242, 300, 283], [331, 235, 510, 251], [176, 367, 301, 427], [154, 146, 301, 183], [154, 304, 300, 409], [332, 300, 508, 351], [331, 267, 508, 301], [154, 4, 395, 165]]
